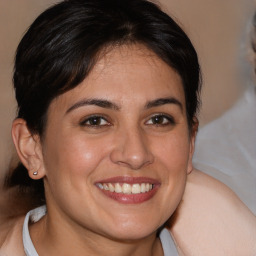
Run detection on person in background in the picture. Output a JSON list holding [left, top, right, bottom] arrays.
[[193, 12, 256, 215]]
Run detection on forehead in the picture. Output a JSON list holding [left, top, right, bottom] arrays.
[[92, 44, 182, 88], [52, 44, 185, 110]]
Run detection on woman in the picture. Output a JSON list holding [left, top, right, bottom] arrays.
[[0, 0, 255, 255]]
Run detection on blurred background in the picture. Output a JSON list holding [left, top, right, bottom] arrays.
[[0, 0, 255, 181]]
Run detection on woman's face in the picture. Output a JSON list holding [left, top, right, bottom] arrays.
[[39, 44, 195, 240]]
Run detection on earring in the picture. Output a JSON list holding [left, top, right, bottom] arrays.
[[33, 171, 38, 176]]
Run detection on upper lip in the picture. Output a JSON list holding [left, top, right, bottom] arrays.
[[95, 176, 160, 185]]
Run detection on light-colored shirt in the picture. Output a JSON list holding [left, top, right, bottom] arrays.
[[193, 86, 256, 214]]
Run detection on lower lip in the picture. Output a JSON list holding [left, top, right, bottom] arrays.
[[96, 185, 160, 204]]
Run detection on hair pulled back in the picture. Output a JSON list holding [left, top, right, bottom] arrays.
[[9, 0, 201, 203]]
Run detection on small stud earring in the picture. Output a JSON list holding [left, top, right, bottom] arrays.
[[33, 171, 38, 175]]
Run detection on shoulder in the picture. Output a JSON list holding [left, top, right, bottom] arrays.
[[169, 169, 256, 256], [0, 215, 26, 256], [0, 186, 41, 255]]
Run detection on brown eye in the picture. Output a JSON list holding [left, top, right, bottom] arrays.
[[152, 116, 165, 124], [146, 114, 175, 126], [80, 116, 110, 127]]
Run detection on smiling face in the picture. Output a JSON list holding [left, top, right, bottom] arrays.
[[38, 44, 195, 241]]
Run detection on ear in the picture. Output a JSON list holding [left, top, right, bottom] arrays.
[[12, 118, 45, 180], [187, 117, 199, 174]]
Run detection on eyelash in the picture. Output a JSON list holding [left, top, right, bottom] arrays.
[[145, 114, 175, 126], [80, 115, 111, 127], [80, 114, 175, 128]]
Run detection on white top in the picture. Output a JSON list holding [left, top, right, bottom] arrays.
[[23, 206, 46, 256], [193, 86, 256, 214], [22, 206, 178, 256]]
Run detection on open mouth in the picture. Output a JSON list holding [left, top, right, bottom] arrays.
[[96, 182, 154, 194], [95, 177, 160, 204]]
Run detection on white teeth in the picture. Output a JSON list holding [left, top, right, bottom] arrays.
[[132, 184, 141, 194], [122, 183, 132, 194], [108, 183, 115, 192], [141, 183, 146, 193], [97, 183, 104, 189], [115, 183, 122, 193], [97, 182, 154, 194], [103, 184, 109, 190]]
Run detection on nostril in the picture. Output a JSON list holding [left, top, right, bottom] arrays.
[[109, 130, 154, 169], [110, 148, 154, 170]]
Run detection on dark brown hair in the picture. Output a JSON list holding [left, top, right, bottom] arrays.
[[7, 0, 201, 204]]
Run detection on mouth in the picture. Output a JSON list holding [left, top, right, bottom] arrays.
[[95, 176, 160, 204], [96, 182, 154, 194]]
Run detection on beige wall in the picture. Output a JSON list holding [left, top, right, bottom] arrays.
[[0, 0, 254, 177], [161, 0, 255, 123]]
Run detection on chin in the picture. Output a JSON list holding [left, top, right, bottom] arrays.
[[102, 215, 164, 241], [108, 227, 157, 241]]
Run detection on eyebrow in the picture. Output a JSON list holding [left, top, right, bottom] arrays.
[[145, 97, 183, 111], [66, 96, 183, 114], [66, 98, 120, 113]]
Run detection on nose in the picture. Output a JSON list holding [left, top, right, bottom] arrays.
[[110, 128, 154, 170]]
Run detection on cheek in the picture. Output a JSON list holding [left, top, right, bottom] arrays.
[[42, 132, 109, 181], [153, 131, 190, 201], [155, 132, 190, 172], [42, 133, 111, 210], [149, 139, 189, 224]]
